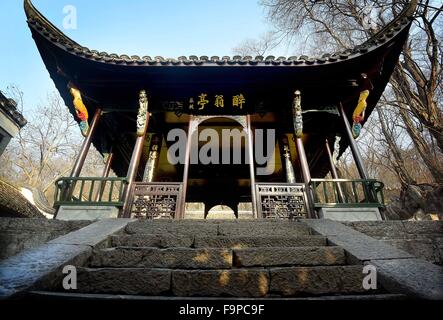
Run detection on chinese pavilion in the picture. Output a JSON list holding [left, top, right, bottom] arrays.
[[0, 91, 27, 156], [24, 0, 417, 221]]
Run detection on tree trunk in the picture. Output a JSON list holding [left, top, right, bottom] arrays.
[[376, 107, 416, 187]]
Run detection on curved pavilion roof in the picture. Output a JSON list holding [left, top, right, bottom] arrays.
[[24, 0, 417, 179], [25, 0, 415, 68]]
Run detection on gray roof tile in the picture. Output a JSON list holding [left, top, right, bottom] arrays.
[[24, 0, 416, 68]]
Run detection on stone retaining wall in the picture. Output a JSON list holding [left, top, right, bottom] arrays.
[[344, 221, 443, 265], [0, 180, 43, 218], [0, 218, 91, 260]]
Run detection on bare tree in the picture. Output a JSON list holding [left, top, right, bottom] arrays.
[[0, 86, 104, 201], [233, 31, 281, 56], [249, 0, 443, 184]]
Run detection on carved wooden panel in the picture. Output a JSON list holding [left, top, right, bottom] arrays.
[[130, 182, 182, 219], [256, 183, 308, 219]]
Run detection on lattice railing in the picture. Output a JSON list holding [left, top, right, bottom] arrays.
[[54, 177, 126, 207], [311, 179, 385, 208], [255, 183, 308, 219], [128, 182, 183, 219]]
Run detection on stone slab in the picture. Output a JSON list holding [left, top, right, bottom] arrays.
[[402, 221, 443, 236], [382, 239, 439, 264], [233, 247, 345, 267], [91, 247, 233, 269], [302, 219, 443, 299], [56, 205, 119, 221], [301, 219, 414, 263], [1, 232, 55, 261], [269, 265, 368, 296], [110, 234, 194, 248], [217, 221, 311, 236], [344, 221, 443, 264], [437, 237, 443, 264], [344, 221, 409, 239], [50, 218, 134, 247], [125, 220, 219, 236], [75, 268, 171, 295], [368, 258, 443, 300], [0, 218, 90, 233], [0, 243, 91, 299], [0, 218, 91, 260], [0, 219, 134, 299], [318, 207, 382, 221], [172, 269, 269, 297], [194, 235, 327, 248]]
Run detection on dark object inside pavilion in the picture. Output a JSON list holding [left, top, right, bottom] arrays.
[[24, 0, 417, 220]]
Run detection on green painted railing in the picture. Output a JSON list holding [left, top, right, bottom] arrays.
[[54, 177, 127, 207], [310, 179, 385, 208]]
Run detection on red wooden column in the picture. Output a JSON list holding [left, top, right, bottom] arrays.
[[142, 134, 162, 183], [70, 108, 102, 178], [325, 138, 344, 201], [121, 90, 150, 218], [339, 103, 369, 179], [279, 138, 296, 184], [54, 108, 102, 218], [246, 115, 259, 218], [178, 116, 195, 220], [292, 90, 316, 218]]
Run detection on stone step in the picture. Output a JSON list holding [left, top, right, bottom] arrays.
[[125, 220, 219, 236], [90, 247, 233, 269], [72, 265, 371, 297], [172, 268, 269, 297], [233, 246, 346, 267], [91, 246, 343, 269], [269, 265, 368, 296], [194, 235, 327, 248], [124, 220, 312, 237], [110, 234, 194, 248], [75, 268, 171, 296], [109, 234, 327, 249], [28, 291, 407, 300], [217, 221, 312, 237]]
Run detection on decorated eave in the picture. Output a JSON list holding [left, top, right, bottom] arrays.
[[24, 0, 416, 178], [0, 91, 27, 128], [24, 0, 414, 67]]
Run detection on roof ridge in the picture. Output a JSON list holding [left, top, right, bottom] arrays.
[[24, 0, 415, 67], [24, 0, 81, 47], [0, 91, 27, 128]]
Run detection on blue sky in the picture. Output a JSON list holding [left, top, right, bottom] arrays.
[[0, 0, 277, 113]]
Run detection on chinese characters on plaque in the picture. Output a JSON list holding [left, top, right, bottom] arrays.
[[161, 92, 267, 116], [189, 93, 246, 111]]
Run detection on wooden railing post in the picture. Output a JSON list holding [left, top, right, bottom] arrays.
[[95, 149, 114, 201]]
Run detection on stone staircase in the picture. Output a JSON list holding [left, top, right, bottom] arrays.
[[35, 220, 401, 299]]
